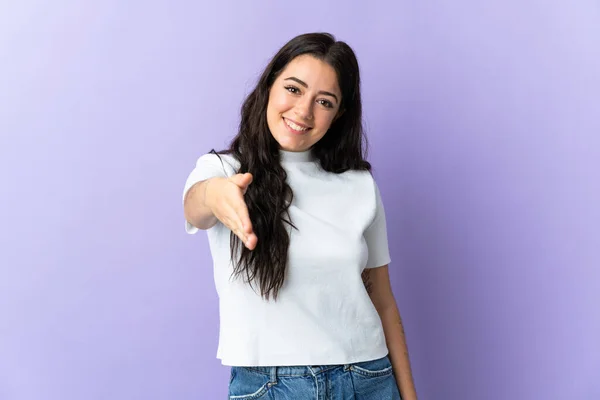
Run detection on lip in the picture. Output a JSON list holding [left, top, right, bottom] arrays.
[[283, 117, 312, 134]]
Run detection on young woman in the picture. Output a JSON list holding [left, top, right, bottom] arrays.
[[183, 32, 417, 400]]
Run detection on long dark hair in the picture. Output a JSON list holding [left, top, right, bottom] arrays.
[[215, 32, 371, 300]]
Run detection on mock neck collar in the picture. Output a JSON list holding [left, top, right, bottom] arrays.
[[279, 148, 316, 163]]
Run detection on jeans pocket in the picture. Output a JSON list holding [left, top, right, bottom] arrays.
[[349, 357, 401, 399], [350, 355, 394, 378], [228, 367, 271, 400]]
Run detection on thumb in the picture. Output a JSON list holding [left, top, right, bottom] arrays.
[[230, 173, 253, 190]]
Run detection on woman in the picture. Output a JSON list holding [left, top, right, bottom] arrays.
[[183, 32, 417, 400]]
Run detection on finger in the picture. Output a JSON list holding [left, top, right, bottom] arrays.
[[226, 208, 256, 250], [231, 220, 253, 249], [223, 204, 251, 242], [218, 212, 243, 238], [234, 228, 248, 245], [245, 232, 258, 250], [221, 215, 242, 241], [234, 203, 253, 234]]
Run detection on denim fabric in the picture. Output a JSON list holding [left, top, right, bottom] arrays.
[[228, 355, 402, 400]]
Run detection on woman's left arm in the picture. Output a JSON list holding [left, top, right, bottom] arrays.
[[362, 265, 418, 400]]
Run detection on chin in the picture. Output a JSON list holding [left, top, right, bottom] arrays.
[[280, 145, 303, 152]]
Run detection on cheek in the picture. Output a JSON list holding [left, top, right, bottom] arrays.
[[268, 91, 293, 114], [314, 112, 337, 132]]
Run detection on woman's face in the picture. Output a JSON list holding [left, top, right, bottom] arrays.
[[266, 55, 342, 152]]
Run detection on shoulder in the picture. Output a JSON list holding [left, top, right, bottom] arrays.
[[341, 168, 377, 190], [195, 152, 240, 176], [347, 169, 384, 209]]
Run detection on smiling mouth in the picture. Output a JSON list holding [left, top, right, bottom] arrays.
[[283, 117, 312, 133]]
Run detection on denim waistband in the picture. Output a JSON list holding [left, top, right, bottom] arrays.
[[242, 363, 351, 378]]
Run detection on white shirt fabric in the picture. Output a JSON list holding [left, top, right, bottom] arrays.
[[183, 149, 392, 366]]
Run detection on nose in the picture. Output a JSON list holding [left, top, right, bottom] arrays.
[[294, 97, 314, 121]]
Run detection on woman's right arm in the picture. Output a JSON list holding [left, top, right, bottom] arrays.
[[183, 173, 257, 250], [183, 178, 221, 230]]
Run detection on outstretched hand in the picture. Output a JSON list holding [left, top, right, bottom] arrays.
[[205, 173, 258, 250]]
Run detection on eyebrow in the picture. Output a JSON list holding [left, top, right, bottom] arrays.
[[284, 77, 339, 103]]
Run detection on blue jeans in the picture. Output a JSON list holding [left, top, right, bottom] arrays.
[[228, 355, 402, 399]]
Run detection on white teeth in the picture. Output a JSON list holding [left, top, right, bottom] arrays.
[[285, 118, 309, 131]]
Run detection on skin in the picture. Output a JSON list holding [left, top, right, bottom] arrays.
[[363, 266, 418, 400], [266, 54, 342, 152]]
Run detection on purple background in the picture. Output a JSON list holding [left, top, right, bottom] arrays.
[[1, 1, 599, 399]]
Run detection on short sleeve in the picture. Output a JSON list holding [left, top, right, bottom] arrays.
[[182, 153, 233, 234], [364, 181, 392, 269]]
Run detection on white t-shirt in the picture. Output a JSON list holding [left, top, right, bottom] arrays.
[[183, 149, 392, 366]]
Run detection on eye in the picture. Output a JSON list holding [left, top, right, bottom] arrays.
[[284, 85, 300, 94], [318, 99, 334, 109]]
